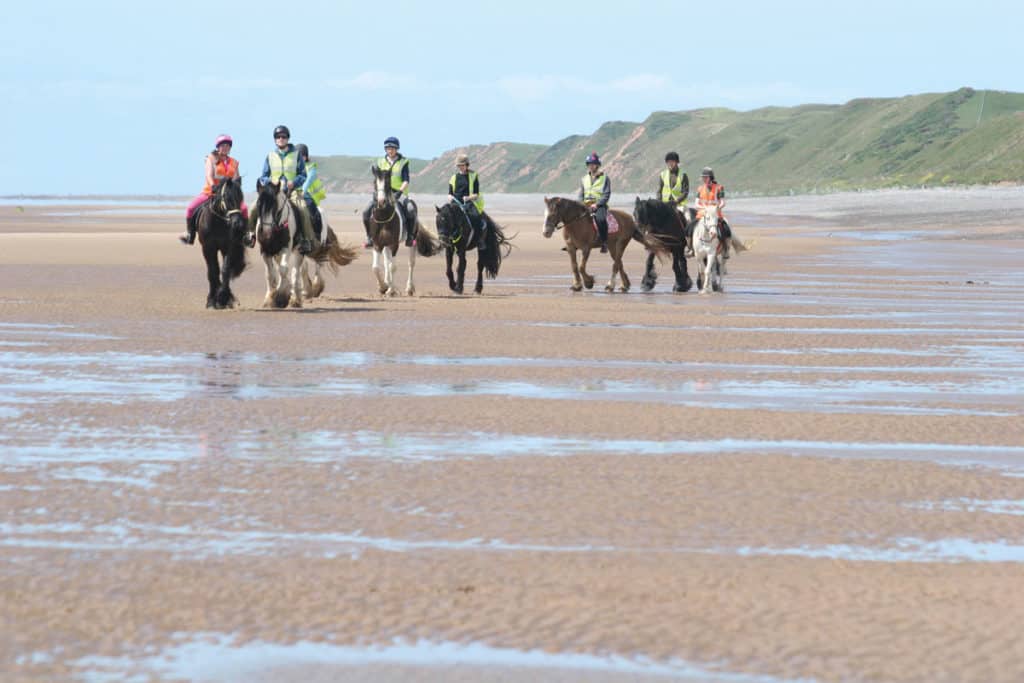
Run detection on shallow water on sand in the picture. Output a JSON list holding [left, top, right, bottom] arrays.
[[4, 197, 1024, 683]]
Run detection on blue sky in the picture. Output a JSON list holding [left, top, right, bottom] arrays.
[[4, 0, 1022, 195]]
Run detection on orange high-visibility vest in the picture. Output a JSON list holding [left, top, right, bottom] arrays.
[[697, 182, 724, 219], [203, 155, 240, 194]]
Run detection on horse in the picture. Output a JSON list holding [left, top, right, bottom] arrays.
[[542, 197, 668, 292], [364, 166, 440, 296], [195, 177, 247, 309], [298, 214, 360, 300], [692, 203, 724, 293], [255, 182, 307, 308], [434, 201, 511, 294], [632, 198, 695, 293]]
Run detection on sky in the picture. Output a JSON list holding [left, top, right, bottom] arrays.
[[3, 0, 1023, 195]]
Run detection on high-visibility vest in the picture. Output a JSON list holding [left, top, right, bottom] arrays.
[[449, 171, 484, 213], [377, 156, 409, 193], [581, 172, 607, 204], [267, 148, 299, 184], [305, 162, 326, 205], [203, 155, 239, 194], [697, 182, 724, 218], [660, 168, 687, 204]]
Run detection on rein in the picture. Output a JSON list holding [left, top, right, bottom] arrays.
[[549, 202, 591, 230]]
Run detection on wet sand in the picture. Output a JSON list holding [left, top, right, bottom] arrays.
[[2, 189, 1024, 682]]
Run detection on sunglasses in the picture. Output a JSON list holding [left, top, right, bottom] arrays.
[[275, 135, 289, 140]]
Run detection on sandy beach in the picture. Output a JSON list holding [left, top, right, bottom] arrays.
[[1, 188, 1023, 682]]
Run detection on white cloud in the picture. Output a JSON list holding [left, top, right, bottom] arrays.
[[327, 71, 417, 90]]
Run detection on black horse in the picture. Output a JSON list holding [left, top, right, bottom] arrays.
[[633, 197, 694, 293], [434, 201, 510, 294], [195, 177, 247, 308]]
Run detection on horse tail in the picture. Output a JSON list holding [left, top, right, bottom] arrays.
[[415, 222, 442, 257], [318, 227, 359, 274], [633, 229, 671, 262], [481, 221, 506, 279]]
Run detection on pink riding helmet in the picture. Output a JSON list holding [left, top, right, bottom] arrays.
[[215, 135, 233, 148]]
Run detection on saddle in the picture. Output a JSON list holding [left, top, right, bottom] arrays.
[[592, 212, 619, 235]]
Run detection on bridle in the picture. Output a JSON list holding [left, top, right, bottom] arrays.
[[546, 199, 590, 232], [371, 175, 397, 224]]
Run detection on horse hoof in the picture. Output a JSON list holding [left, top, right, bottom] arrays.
[[619, 286, 629, 293], [570, 284, 583, 292], [474, 286, 483, 295], [289, 297, 302, 308], [584, 281, 595, 290], [406, 287, 415, 297], [206, 298, 215, 309], [641, 282, 655, 292], [604, 284, 614, 293]]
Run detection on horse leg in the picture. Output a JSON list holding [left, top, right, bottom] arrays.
[[618, 246, 631, 293], [580, 247, 595, 290], [405, 243, 416, 296], [288, 252, 304, 308], [216, 249, 235, 308], [702, 253, 715, 294], [262, 254, 278, 308], [456, 249, 467, 295], [384, 246, 397, 297], [310, 261, 326, 299], [371, 248, 387, 295], [568, 245, 583, 292], [203, 245, 220, 308], [672, 247, 692, 292], [641, 249, 658, 292], [712, 251, 724, 293], [301, 260, 314, 298], [605, 253, 618, 292], [446, 247, 457, 292], [474, 249, 484, 295]]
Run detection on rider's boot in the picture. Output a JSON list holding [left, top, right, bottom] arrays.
[[403, 209, 416, 247], [179, 213, 197, 245]]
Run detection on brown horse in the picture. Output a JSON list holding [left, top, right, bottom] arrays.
[[542, 197, 667, 292]]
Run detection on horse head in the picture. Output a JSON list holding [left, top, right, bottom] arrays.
[[371, 165, 393, 209], [542, 196, 563, 238], [257, 181, 287, 233], [215, 177, 246, 232], [633, 196, 648, 228], [698, 203, 720, 241]]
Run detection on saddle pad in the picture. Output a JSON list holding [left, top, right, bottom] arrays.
[[593, 212, 620, 234]]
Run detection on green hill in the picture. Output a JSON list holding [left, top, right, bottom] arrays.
[[315, 88, 1024, 196]]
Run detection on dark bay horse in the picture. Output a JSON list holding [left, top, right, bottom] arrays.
[[633, 198, 696, 293], [542, 197, 667, 292], [364, 166, 439, 296], [195, 177, 247, 309], [434, 201, 511, 294]]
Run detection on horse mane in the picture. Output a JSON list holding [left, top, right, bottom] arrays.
[[637, 198, 676, 225]]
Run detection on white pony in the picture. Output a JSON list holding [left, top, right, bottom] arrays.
[[255, 183, 306, 308], [692, 203, 724, 293]]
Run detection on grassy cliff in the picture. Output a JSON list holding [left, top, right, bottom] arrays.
[[315, 88, 1024, 196]]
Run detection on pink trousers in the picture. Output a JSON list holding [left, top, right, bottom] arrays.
[[185, 192, 248, 219]]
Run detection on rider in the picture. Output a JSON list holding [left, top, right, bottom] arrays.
[[179, 135, 248, 245], [579, 152, 611, 253], [363, 136, 414, 248], [448, 154, 489, 251], [251, 125, 314, 255], [296, 143, 326, 246], [657, 152, 689, 211], [695, 166, 745, 259]]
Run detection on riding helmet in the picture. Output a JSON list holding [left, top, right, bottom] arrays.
[[214, 134, 233, 148], [273, 125, 290, 139], [701, 166, 714, 177], [296, 143, 309, 160], [585, 152, 601, 166], [664, 151, 679, 163], [384, 136, 400, 149], [456, 154, 470, 166]]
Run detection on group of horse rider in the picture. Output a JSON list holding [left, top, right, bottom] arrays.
[[180, 126, 740, 257]]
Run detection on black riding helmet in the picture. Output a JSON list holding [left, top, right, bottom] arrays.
[[273, 125, 290, 139], [665, 152, 679, 163], [296, 143, 309, 161]]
